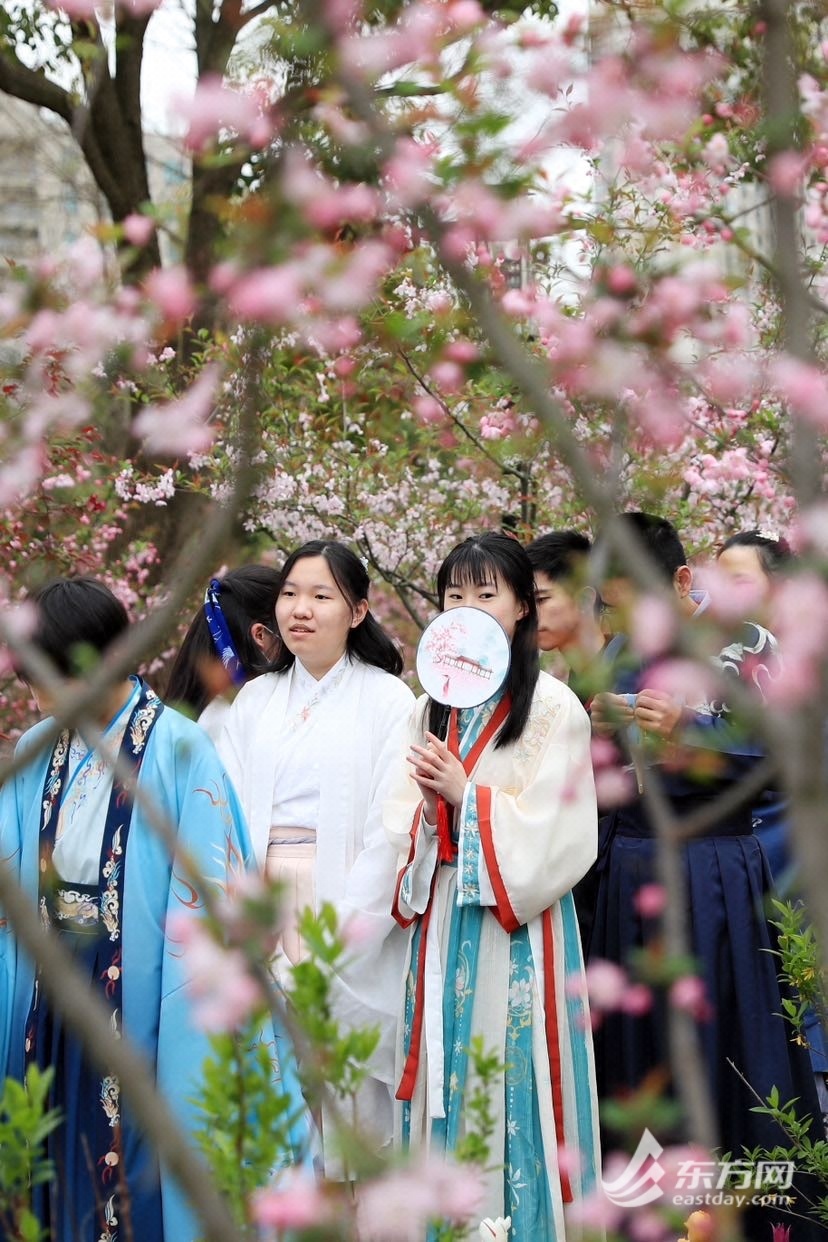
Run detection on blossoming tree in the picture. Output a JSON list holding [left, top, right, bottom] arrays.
[[2, 0, 828, 1234]]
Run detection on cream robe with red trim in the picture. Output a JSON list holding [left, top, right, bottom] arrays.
[[384, 672, 601, 1226]]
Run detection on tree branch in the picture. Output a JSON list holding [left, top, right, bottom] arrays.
[[0, 51, 73, 124]]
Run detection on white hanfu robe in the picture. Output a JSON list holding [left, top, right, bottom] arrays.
[[384, 672, 601, 1241], [217, 654, 415, 1150]]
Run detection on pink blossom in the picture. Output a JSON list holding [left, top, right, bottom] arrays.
[[620, 983, 653, 1016], [606, 264, 638, 297], [698, 561, 766, 621], [229, 264, 302, 324], [413, 395, 445, 424], [383, 138, 437, 209], [633, 883, 667, 919], [583, 959, 627, 1011], [444, 339, 479, 364], [252, 1171, 331, 1229], [117, 0, 163, 13], [44, 0, 97, 16], [166, 912, 263, 1031], [123, 214, 156, 247], [144, 265, 197, 326], [642, 659, 714, 710], [321, 0, 361, 34], [340, 911, 381, 953], [556, 1144, 583, 1182], [629, 1209, 672, 1241], [770, 354, 828, 428], [3, 601, 37, 642], [133, 364, 219, 456], [590, 736, 621, 769], [565, 1186, 623, 1233], [768, 151, 809, 197], [429, 361, 465, 393], [445, 0, 484, 33], [173, 75, 270, 152], [594, 765, 635, 807], [306, 182, 380, 231], [66, 236, 106, 294], [357, 1157, 484, 1241], [630, 596, 676, 659], [670, 975, 710, 1020], [701, 132, 731, 173]]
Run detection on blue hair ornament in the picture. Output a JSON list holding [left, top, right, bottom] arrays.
[[203, 578, 246, 687]]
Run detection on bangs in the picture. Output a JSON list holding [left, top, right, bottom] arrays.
[[438, 542, 501, 597]]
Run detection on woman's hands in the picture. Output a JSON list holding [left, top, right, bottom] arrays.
[[407, 731, 468, 821]]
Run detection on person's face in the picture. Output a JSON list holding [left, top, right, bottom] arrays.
[[533, 571, 581, 652], [600, 564, 693, 629], [716, 545, 772, 604], [443, 571, 527, 640], [275, 556, 367, 678]]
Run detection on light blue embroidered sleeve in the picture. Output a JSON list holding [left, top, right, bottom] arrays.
[[398, 815, 439, 915], [456, 783, 496, 908]]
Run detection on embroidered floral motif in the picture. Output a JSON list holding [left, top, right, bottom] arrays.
[[100, 1076, 120, 1127], [100, 878, 121, 941], [54, 888, 99, 926], [514, 698, 561, 765], [128, 692, 161, 754], [41, 730, 70, 831], [290, 661, 349, 729]]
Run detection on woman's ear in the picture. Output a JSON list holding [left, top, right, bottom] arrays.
[[250, 622, 272, 652], [350, 599, 369, 628]]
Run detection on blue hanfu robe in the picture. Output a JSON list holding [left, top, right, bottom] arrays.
[[0, 681, 310, 1242], [385, 673, 601, 1241]]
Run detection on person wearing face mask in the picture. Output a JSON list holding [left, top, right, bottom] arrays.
[[216, 540, 415, 1167], [586, 514, 823, 1239], [165, 565, 281, 741], [384, 532, 600, 1241]]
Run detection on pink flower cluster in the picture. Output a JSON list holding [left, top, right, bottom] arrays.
[[165, 913, 263, 1032]]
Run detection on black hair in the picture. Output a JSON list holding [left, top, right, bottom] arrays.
[[165, 565, 282, 715], [28, 577, 130, 679], [596, 511, 687, 584], [427, 531, 539, 748], [526, 530, 603, 618], [271, 540, 403, 676], [525, 530, 592, 580], [718, 529, 794, 577]]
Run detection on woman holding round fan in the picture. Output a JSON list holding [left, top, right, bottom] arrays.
[[384, 532, 600, 1241]]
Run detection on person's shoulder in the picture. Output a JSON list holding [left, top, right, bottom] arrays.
[[535, 669, 586, 711], [220, 671, 285, 722], [359, 662, 416, 703], [364, 665, 414, 695], [154, 700, 212, 746], [11, 717, 58, 769]]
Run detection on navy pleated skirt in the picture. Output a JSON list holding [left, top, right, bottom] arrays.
[[590, 816, 821, 1158], [30, 896, 164, 1242]]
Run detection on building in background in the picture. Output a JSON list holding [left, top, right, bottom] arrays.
[[0, 94, 187, 273]]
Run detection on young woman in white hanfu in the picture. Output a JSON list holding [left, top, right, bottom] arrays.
[[217, 540, 415, 1159], [384, 532, 601, 1241]]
